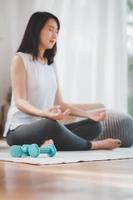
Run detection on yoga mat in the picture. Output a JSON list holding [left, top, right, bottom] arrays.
[[0, 141, 133, 165]]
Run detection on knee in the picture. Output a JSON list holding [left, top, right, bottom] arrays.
[[42, 118, 58, 130], [6, 134, 20, 146], [6, 137, 12, 146]]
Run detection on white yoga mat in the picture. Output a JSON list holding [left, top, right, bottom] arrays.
[[0, 141, 133, 165]]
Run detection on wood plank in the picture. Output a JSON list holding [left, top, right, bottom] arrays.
[[0, 159, 133, 200]]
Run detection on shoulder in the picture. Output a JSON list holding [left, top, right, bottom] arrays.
[[11, 51, 32, 66], [12, 52, 32, 63], [11, 53, 26, 72]]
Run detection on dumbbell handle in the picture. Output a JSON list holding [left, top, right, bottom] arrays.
[[40, 147, 51, 154], [40, 144, 56, 157], [28, 144, 56, 157]]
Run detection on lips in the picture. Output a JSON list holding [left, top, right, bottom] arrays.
[[49, 40, 55, 44]]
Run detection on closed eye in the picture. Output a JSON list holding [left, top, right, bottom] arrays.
[[49, 25, 59, 34]]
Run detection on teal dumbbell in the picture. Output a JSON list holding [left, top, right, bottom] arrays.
[[10, 145, 23, 157], [21, 144, 30, 156], [10, 144, 30, 157], [28, 144, 57, 157], [10, 144, 57, 158]]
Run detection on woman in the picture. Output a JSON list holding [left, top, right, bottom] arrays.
[[4, 12, 121, 151]]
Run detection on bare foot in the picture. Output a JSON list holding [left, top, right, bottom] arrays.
[[41, 139, 54, 147], [91, 138, 121, 150]]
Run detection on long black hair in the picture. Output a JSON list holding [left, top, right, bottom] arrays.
[[17, 12, 60, 65]]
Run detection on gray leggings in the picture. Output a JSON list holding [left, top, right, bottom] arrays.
[[6, 118, 102, 151]]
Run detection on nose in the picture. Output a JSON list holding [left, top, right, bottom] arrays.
[[52, 31, 58, 40]]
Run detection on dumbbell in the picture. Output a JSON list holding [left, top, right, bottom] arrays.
[[10, 143, 57, 158], [28, 144, 57, 157], [10, 144, 30, 157]]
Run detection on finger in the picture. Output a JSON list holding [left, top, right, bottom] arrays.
[[95, 108, 106, 112], [99, 112, 108, 120], [52, 111, 63, 116], [64, 108, 71, 113], [63, 109, 71, 116], [50, 107, 62, 113], [88, 108, 106, 115]]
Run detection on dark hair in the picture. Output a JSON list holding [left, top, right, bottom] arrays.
[[17, 12, 60, 65]]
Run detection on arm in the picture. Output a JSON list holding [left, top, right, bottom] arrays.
[[11, 55, 69, 120], [69, 103, 105, 111], [55, 83, 105, 118], [54, 83, 106, 121], [11, 55, 44, 117]]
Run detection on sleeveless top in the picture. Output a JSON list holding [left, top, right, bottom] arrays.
[[3, 52, 57, 137]]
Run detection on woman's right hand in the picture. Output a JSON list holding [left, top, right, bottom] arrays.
[[42, 105, 71, 120]]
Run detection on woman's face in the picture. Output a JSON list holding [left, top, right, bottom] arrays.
[[39, 18, 59, 49]]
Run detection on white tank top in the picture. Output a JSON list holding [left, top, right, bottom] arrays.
[[3, 52, 57, 137]]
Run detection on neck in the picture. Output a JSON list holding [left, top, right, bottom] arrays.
[[38, 45, 46, 59], [37, 45, 47, 64]]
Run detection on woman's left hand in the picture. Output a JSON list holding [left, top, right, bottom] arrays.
[[86, 109, 107, 122]]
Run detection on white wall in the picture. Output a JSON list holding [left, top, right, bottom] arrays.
[[0, 0, 17, 105], [0, 0, 127, 112], [0, 0, 34, 105], [0, 1, 12, 104], [0, 0, 60, 105]]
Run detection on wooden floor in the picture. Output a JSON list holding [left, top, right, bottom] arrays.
[[0, 159, 133, 200]]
